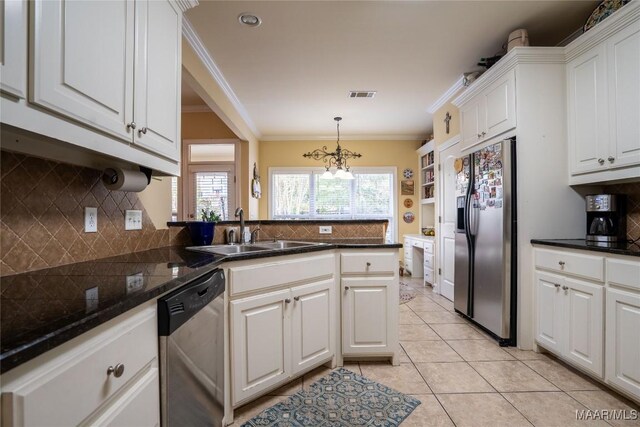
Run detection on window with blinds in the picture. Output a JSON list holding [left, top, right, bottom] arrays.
[[194, 171, 231, 220], [171, 177, 178, 221], [271, 168, 396, 242]]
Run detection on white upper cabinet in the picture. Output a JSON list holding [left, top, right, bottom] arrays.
[[0, 0, 28, 98], [567, 3, 640, 184], [567, 44, 608, 174], [30, 0, 135, 142], [134, 0, 181, 160], [458, 69, 516, 150], [607, 20, 640, 169]]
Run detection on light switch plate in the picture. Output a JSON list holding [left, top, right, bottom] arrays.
[[84, 207, 98, 233], [319, 226, 332, 234], [125, 210, 142, 230]]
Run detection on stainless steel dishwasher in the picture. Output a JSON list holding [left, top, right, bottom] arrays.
[[158, 269, 225, 427]]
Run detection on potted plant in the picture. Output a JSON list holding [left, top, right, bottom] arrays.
[[187, 209, 221, 246]]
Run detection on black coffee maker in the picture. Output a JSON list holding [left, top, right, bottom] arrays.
[[586, 194, 626, 245]]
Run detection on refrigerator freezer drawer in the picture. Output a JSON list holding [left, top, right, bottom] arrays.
[[534, 248, 604, 283]]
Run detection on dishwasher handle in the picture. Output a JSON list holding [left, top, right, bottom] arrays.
[[158, 269, 225, 336]]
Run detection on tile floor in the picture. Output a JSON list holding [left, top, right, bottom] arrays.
[[231, 278, 640, 426]]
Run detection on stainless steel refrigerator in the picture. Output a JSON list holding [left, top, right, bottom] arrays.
[[454, 138, 517, 346]]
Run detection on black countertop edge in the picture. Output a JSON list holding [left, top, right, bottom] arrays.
[[0, 242, 401, 373], [531, 239, 640, 257], [167, 219, 390, 227]]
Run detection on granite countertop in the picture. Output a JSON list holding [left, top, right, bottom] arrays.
[[0, 241, 400, 373], [531, 239, 640, 257]]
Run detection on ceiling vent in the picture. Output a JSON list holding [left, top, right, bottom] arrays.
[[349, 91, 377, 99]]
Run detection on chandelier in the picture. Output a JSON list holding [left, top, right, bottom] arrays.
[[303, 117, 362, 179]]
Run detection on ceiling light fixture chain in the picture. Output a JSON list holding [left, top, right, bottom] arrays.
[[303, 117, 362, 180]]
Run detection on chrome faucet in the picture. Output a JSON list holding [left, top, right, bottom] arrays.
[[250, 226, 261, 244], [234, 207, 245, 243]]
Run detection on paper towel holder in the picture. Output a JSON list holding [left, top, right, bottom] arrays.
[[139, 166, 152, 185]]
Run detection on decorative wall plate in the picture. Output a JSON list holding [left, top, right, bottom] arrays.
[[403, 168, 414, 179], [403, 198, 414, 208], [403, 212, 415, 223]]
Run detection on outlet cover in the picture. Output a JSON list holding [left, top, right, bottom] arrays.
[[319, 226, 332, 234], [125, 210, 143, 230], [126, 273, 144, 293], [84, 207, 98, 233]]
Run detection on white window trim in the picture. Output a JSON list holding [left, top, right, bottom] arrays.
[[268, 166, 398, 242]]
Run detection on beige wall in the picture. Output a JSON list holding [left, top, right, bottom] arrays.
[[138, 177, 173, 229], [258, 139, 422, 242], [433, 100, 461, 144]]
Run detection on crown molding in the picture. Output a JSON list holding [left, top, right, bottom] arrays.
[[428, 76, 465, 114], [565, 1, 640, 61], [453, 47, 565, 107], [260, 134, 427, 142], [174, 0, 198, 13], [182, 104, 212, 113], [182, 17, 261, 138]]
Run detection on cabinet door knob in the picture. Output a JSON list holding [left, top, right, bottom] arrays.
[[481, 131, 486, 136], [477, 133, 482, 138], [558, 261, 565, 267], [284, 298, 291, 304], [598, 158, 605, 165], [562, 285, 569, 291], [366, 262, 371, 267], [107, 363, 125, 378], [344, 286, 350, 291], [294, 296, 300, 301], [138, 127, 148, 136], [126, 122, 136, 131], [608, 156, 615, 163], [554, 283, 560, 288]]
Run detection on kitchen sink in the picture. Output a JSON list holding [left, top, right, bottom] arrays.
[[187, 241, 322, 256], [254, 241, 319, 249]]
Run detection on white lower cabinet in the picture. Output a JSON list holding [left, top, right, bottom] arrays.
[[535, 272, 604, 378], [231, 289, 291, 405], [605, 288, 640, 398], [0, 303, 159, 427]]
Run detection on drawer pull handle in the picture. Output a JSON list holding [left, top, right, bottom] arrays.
[[345, 286, 350, 291], [294, 296, 300, 301], [366, 262, 371, 267], [284, 298, 291, 304], [107, 363, 125, 378]]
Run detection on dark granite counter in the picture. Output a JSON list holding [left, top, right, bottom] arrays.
[[531, 239, 640, 257], [0, 241, 400, 373]]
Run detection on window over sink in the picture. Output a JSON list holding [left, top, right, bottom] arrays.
[[269, 168, 396, 242]]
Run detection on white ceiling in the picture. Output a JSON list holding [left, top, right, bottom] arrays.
[[185, 1, 597, 140]]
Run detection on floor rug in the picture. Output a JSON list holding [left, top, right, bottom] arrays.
[[241, 368, 421, 426], [399, 282, 417, 305]]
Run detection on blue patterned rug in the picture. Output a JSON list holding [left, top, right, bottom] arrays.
[[241, 368, 421, 426]]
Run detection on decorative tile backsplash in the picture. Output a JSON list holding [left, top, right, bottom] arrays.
[[0, 151, 190, 276], [606, 181, 640, 241]]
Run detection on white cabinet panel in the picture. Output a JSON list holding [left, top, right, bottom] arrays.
[[342, 278, 394, 355], [535, 248, 604, 282], [563, 278, 603, 377], [291, 279, 335, 375], [484, 69, 516, 139], [460, 100, 483, 148], [0, 0, 27, 98], [606, 288, 640, 399], [30, 0, 134, 141], [606, 258, 640, 291], [231, 289, 290, 404], [535, 272, 564, 354], [341, 252, 396, 275], [568, 45, 609, 175], [607, 20, 640, 169], [133, 0, 181, 160]]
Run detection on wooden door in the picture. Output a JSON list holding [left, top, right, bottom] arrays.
[[0, 0, 27, 98], [30, 0, 134, 141], [567, 45, 609, 175], [290, 279, 335, 375], [607, 20, 640, 169], [563, 278, 604, 377], [535, 272, 564, 354], [231, 289, 290, 405], [605, 288, 640, 399], [484, 69, 516, 140], [134, 0, 181, 160], [342, 277, 393, 355]]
